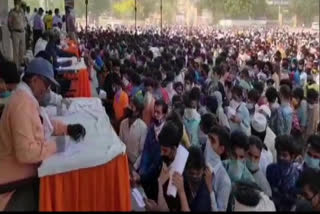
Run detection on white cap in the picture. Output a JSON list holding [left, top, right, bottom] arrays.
[[251, 112, 267, 133]]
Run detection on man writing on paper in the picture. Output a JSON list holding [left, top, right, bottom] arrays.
[[0, 58, 86, 211]]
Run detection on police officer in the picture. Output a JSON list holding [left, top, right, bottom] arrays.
[[8, 0, 26, 68]]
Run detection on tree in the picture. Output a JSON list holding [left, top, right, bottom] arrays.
[[289, 0, 319, 26], [112, 0, 135, 19]]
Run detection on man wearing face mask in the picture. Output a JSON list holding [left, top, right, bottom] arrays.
[[223, 131, 256, 185], [205, 125, 232, 211], [228, 85, 251, 136], [246, 136, 272, 197], [135, 100, 168, 200], [297, 168, 320, 211], [300, 135, 320, 173], [0, 58, 86, 211], [266, 135, 301, 211]]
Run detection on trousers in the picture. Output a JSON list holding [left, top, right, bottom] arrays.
[[11, 31, 25, 68], [4, 179, 39, 211]]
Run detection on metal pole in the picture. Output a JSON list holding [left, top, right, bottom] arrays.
[[135, 0, 137, 35], [85, 0, 88, 44], [160, 0, 163, 35]]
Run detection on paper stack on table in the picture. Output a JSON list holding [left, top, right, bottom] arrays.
[[38, 98, 126, 177], [167, 145, 189, 198]]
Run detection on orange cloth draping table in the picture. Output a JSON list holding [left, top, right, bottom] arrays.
[[63, 40, 91, 97], [39, 155, 132, 211]]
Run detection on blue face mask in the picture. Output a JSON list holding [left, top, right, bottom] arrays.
[[0, 91, 11, 98], [304, 154, 320, 170], [228, 159, 245, 182]]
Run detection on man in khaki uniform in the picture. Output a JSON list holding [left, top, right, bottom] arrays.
[[8, 0, 26, 68]]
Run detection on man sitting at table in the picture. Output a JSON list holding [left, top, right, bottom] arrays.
[[45, 29, 77, 74], [0, 58, 86, 211]]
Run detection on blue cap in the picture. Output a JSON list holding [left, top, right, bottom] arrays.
[[26, 58, 59, 86]]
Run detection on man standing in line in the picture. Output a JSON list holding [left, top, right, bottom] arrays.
[[33, 8, 45, 52]]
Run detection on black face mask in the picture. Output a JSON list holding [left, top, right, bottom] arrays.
[[162, 156, 173, 166]]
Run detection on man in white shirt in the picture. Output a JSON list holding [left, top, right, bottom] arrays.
[[34, 31, 49, 57], [52, 8, 62, 29], [251, 113, 275, 174], [119, 94, 147, 170]]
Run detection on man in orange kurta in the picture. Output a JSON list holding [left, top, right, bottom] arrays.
[[113, 75, 129, 123], [0, 58, 86, 211]]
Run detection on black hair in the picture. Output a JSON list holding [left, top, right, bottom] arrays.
[[189, 87, 201, 102], [299, 168, 320, 195], [248, 89, 261, 103], [231, 85, 243, 98], [292, 87, 305, 101], [170, 103, 185, 120], [200, 113, 218, 135], [144, 77, 154, 88], [280, 79, 293, 91], [307, 88, 319, 103], [307, 135, 320, 154], [275, 135, 300, 156], [265, 87, 278, 103], [279, 85, 292, 100], [248, 136, 265, 152], [54, 8, 59, 14], [252, 81, 264, 95], [230, 130, 249, 151], [154, 99, 168, 115], [186, 146, 206, 170], [233, 181, 262, 208], [158, 120, 183, 148], [185, 73, 195, 84], [112, 74, 122, 86], [0, 61, 20, 84], [208, 125, 230, 147]]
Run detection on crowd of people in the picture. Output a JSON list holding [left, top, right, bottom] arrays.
[[78, 25, 320, 212], [1, 0, 320, 212]]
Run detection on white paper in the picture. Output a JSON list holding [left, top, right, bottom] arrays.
[[57, 58, 87, 71], [132, 188, 145, 208], [167, 145, 189, 198]]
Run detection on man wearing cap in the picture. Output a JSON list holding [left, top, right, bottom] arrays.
[[0, 58, 86, 211], [251, 113, 276, 171]]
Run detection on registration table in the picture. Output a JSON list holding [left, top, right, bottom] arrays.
[[38, 99, 132, 211], [60, 40, 91, 98]]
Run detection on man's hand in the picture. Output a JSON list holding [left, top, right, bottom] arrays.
[[172, 172, 184, 194], [144, 199, 158, 211], [131, 170, 141, 187], [158, 163, 170, 186], [231, 115, 241, 124]]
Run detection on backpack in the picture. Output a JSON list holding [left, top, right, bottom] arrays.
[[269, 107, 287, 136]]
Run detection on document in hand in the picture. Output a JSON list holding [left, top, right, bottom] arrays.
[[167, 145, 189, 198]]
